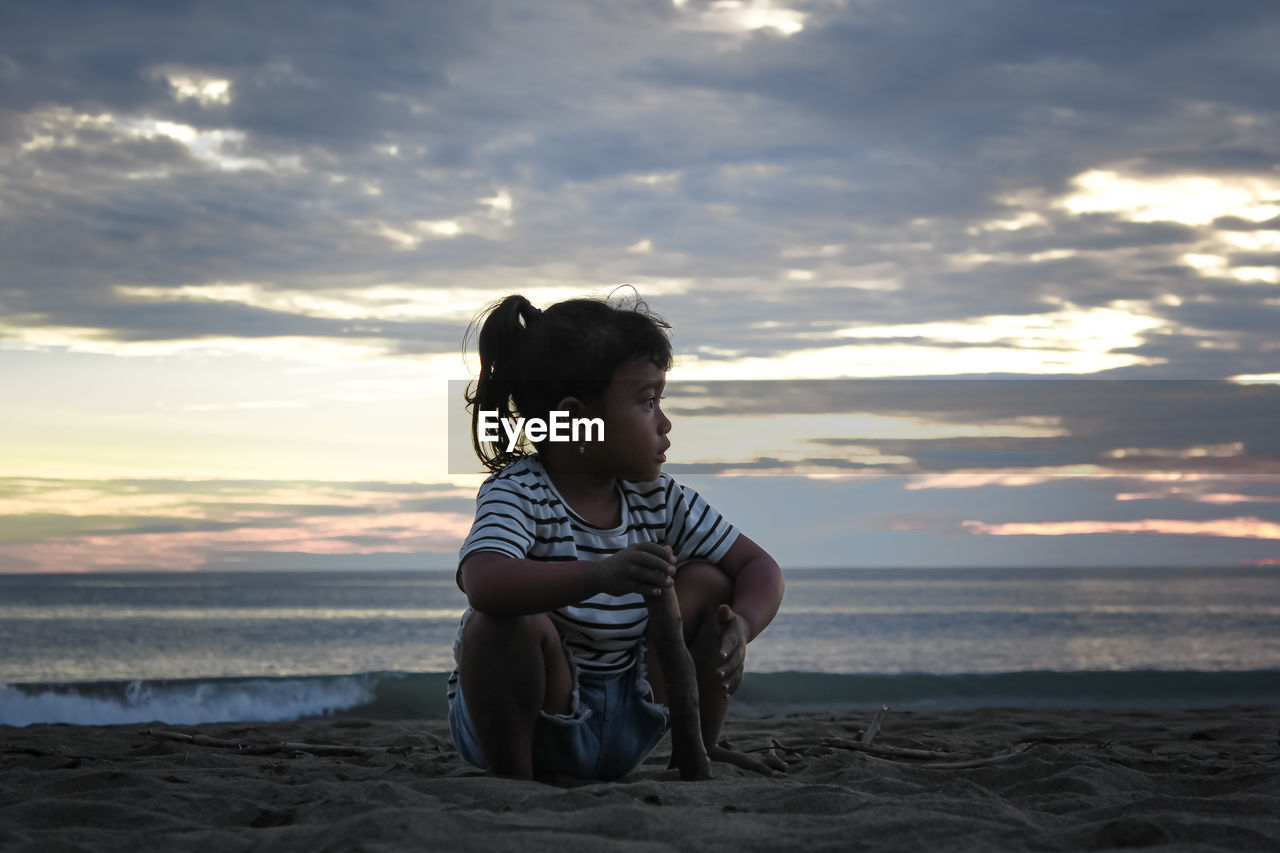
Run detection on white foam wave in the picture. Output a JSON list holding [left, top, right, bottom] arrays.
[[0, 676, 377, 727]]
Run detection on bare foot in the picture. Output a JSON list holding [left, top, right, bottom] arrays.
[[708, 743, 788, 778]]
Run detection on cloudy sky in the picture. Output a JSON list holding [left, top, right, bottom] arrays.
[[2, 0, 1279, 572]]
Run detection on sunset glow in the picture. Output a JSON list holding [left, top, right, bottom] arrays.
[[3, 2, 1279, 571]]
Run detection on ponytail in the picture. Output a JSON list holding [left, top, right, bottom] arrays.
[[466, 295, 540, 471]]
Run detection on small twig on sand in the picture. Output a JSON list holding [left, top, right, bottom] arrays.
[[819, 737, 958, 760], [1015, 736, 1113, 748], [5, 746, 94, 760], [861, 705, 889, 745], [4, 747, 60, 758], [143, 729, 393, 757], [817, 736, 1035, 769], [908, 746, 1034, 770]]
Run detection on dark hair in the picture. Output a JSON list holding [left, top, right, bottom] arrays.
[[465, 293, 672, 471]]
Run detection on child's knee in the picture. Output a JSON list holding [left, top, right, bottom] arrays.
[[675, 560, 733, 606], [459, 611, 572, 712], [462, 610, 559, 653]]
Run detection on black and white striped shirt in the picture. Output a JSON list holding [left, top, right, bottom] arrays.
[[454, 456, 738, 678]]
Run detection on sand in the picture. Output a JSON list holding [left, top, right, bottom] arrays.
[[2, 708, 1278, 852]]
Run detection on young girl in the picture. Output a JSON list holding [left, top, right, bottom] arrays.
[[447, 293, 785, 781]]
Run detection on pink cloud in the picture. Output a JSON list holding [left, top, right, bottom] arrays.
[[961, 516, 1280, 540], [0, 511, 474, 573]]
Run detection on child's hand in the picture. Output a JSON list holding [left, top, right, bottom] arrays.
[[715, 604, 749, 696], [595, 543, 677, 598]]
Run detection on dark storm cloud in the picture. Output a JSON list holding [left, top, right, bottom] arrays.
[[640, 209, 1210, 360], [2, 0, 1279, 374], [1215, 215, 1280, 232], [1162, 295, 1280, 336], [642, 0, 1279, 188], [1138, 147, 1280, 176], [666, 457, 883, 476], [1105, 333, 1280, 381], [665, 378, 1278, 419], [664, 378, 1280, 477], [11, 292, 461, 348], [998, 216, 1202, 255], [1227, 252, 1280, 268], [0, 0, 484, 141]]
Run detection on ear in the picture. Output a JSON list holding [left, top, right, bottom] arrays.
[[556, 395, 604, 420]]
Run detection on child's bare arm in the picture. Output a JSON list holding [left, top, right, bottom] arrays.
[[460, 544, 676, 615], [714, 534, 785, 691], [716, 534, 785, 638]]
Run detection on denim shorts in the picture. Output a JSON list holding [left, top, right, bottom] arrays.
[[448, 644, 670, 781]]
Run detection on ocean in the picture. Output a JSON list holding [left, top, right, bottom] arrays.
[[2, 567, 1278, 727]]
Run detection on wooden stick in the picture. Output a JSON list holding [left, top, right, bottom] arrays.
[[143, 729, 391, 757], [817, 736, 1035, 768], [1015, 736, 1113, 748], [819, 737, 958, 760], [861, 705, 889, 745], [4, 747, 60, 758], [646, 586, 712, 780], [770, 737, 797, 755], [911, 747, 1034, 770]]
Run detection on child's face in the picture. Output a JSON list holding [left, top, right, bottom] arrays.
[[596, 357, 671, 483]]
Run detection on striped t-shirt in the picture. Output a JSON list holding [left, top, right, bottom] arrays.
[[453, 455, 738, 678]]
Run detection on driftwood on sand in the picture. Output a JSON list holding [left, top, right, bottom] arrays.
[[144, 699, 1102, 777], [816, 736, 1036, 769], [143, 729, 402, 757], [752, 706, 1114, 771], [644, 586, 713, 780]]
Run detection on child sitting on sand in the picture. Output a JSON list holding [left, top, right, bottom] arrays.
[[446, 293, 786, 781]]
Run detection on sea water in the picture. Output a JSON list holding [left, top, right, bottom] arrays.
[[2, 567, 1278, 726]]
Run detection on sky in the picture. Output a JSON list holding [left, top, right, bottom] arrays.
[[2, 0, 1279, 572]]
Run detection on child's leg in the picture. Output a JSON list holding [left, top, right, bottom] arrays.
[[457, 611, 573, 778]]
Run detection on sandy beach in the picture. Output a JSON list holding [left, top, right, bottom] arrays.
[[2, 707, 1278, 851]]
